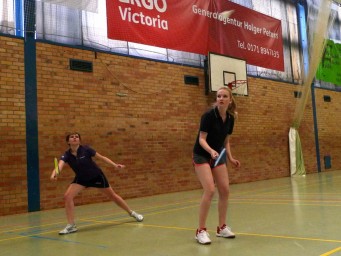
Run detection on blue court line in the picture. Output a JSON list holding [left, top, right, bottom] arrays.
[[8, 233, 108, 249], [3, 221, 93, 236]]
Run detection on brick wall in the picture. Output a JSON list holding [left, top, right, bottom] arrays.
[[227, 77, 320, 183], [0, 36, 340, 215], [315, 89, 341, 171], [0, 36, 27, 215]]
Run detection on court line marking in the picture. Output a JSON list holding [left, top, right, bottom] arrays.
[[230, 200, 341, 207], [68, 219, 341, 245], [1, 193, 341, 247], [21, 234, 108, 248], [0, 204, 199, 243], [231, 173, 341, 197], [0, 199, 199, 231], [320, 247, 341, 256], [1, 198, 341, 240], [3, 201, 341, 247], [231, 198, 341, 204], [1, 196, 340, 236], [1, 186, 339, 229]]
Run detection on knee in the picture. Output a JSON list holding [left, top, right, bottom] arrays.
[[63, 192, 73, 203], [204, 187, 215, 200], [218, 186, 230, 199]]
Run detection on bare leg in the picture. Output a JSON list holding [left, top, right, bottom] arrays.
[[212, 165, 230, 227], [63, 183, 86, 224], [195, 164, 215, 229], [100, 187, 132, 214]]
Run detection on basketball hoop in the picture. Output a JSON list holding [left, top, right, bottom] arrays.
[[227, 80, 247, 90]]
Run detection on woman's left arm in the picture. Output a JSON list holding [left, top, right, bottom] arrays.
[[225, 137, 241, 168], [94, 152, 125, 169]]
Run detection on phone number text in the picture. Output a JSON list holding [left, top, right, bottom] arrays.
[[237, 40, 280, 58]]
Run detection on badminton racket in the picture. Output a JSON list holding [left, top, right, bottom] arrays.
[[214, 148, 226, 167], [54, 157, 60, 176]]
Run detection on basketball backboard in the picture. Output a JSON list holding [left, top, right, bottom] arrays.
[[208, 52, 248, 96]]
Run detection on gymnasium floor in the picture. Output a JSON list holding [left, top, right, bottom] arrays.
[[1, 170, 341, 256]]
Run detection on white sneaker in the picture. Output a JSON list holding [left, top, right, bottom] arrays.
[[195, 229, 211, 244], [59, 224, 78, 235], [216, 224, 235, 238], [131, 211, 144, 222]]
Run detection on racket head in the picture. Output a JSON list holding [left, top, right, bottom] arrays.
[[54, 157, 60, 176]]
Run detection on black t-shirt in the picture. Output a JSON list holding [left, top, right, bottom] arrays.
[[193, 107, 234, 158], [61, 145, 103, 181]]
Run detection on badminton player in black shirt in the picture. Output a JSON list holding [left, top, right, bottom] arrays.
[[192, 87, 240, 244], [50, 132, 143, 235]]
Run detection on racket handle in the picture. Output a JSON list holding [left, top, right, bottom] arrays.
[[214, 148, 226, 167]]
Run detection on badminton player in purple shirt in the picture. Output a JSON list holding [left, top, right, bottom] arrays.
[[50, 132, 143, 235], [192, 87, 241, 244]]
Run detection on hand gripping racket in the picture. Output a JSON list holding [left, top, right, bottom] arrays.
[[214, 148, 226, 167], [54, 157, 60, 176]]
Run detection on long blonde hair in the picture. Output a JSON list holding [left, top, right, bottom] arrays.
[[214, 87, 238, 118]]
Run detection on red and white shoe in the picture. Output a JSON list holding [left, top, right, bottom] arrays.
[[216, 224, 235, 238], [195, 228, 211, 244]]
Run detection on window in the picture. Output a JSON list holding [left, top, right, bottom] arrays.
[[1, 0, 340, 88], [0, 0, 15, 35]]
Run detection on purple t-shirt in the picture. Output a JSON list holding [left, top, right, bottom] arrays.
[[61, 145, 103, 181]]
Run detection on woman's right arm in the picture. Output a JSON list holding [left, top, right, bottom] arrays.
[[198, 131, 219, 159], [50, 160, 65, 180]]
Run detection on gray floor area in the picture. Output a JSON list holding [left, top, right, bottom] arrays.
[[1, 170, 341, 256]]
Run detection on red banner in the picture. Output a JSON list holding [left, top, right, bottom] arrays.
[[106, 0, 284, 71]]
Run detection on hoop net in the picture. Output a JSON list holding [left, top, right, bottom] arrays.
[[226, 80, 248, 96]]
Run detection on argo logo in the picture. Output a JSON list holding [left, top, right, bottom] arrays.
[[117, 0, 169, 30], [119, 0, 168, 13]]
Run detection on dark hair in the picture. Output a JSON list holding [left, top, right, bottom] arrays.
[[65, 132, 81, 143]]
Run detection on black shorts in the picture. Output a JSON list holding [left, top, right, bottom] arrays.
[[72, 173, 110, 188], [192, 153, 227, 169]]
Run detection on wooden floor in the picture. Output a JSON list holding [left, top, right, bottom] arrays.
[[1, 170, 341, 256]]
